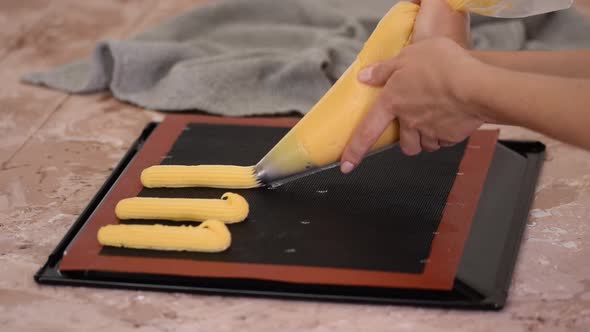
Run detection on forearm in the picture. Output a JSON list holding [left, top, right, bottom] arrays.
[[469, 65, 590, 150], [471, 50, 590, 78]]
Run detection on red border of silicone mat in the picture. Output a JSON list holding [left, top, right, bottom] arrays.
[[60, 114, 498, 290]]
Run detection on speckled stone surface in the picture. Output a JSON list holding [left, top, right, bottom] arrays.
[[0, 1, 589, 331]]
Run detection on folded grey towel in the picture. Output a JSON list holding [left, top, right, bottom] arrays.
[[22, 0, 590, 116]]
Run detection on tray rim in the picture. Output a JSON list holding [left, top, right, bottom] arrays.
[[35, 117, 545, 310]]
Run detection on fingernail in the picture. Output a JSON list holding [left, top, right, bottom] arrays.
[[358, 67, 373, 82], [341, 161, 355, 174], [402, 146, 421, 156]]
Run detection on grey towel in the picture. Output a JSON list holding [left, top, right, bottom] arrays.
[[22, 0, 590, 116]]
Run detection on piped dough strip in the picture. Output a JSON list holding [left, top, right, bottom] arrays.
[[97, 220, 231, 252], [141, 165, 260, 189], [115, 192, 249, 224]]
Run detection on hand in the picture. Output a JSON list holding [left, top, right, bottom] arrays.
[[340, 38, 488, 173], [412, 0, 470, 47]]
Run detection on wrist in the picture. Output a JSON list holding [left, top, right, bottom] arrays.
[[452, 57, 498, 123]]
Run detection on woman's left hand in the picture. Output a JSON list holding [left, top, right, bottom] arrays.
[[411, 0, 471, 46]]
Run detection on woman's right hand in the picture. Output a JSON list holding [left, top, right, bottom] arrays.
[[340, 38, 489, 172]]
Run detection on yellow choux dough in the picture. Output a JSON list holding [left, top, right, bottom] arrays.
[[97, 220, 231, 252], [257, 2, 418, 170], [115, 192, 249, 224], [258, 0, 505, 174], [141, 165, 260, 189]]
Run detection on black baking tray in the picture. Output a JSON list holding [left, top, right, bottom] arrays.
[[35, 121, 545, 309]]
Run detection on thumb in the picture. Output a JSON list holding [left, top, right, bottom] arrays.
[[358, 57, 401, 86]]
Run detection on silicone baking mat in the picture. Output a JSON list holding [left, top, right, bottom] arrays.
[[57, 115, 497, 291]]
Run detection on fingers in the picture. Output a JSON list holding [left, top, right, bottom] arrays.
[[439, 140, 456, 147], [358, 58, 401, 86], [420, 0, 453, 13], [399, 124, 422, 156], [420, 135, 441, 152], [412, 0, 471, 47], [340, 101, 396, 174]]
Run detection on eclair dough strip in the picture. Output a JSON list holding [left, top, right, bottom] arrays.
[[97, 220, 231, 252], [115, 192, 249, 224], [141, 165, 260, 189]]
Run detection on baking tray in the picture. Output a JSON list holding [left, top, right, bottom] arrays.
[[35, 115, 544, 309]]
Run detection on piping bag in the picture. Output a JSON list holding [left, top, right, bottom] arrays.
[[254, 0, 573, 188]]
